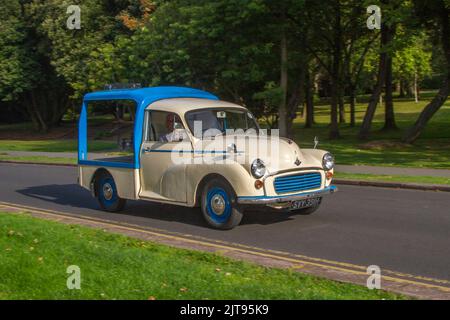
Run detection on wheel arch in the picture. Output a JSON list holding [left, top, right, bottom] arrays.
[[194, 173, 236, 207]]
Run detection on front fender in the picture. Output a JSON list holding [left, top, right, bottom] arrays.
[[187, 161, 264, 206], [300, 149, 329, 168]]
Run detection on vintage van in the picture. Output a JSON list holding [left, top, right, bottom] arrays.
[[78, 87, 337, 229]]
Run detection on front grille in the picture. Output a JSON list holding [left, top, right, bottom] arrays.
[[274, 172, 322, 194]]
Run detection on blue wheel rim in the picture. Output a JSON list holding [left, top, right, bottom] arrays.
[[206, 187, 232, 224], [98, 177, 118, 208]]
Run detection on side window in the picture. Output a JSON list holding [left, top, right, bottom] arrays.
[[145, 111, 188, 142]]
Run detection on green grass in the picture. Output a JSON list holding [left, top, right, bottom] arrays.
[[0, 212, 405, 300], [0, 155, 76, 165], [335, 172, 450, 186], [292, 94, 450, 169], [0, 140, 116, 153]]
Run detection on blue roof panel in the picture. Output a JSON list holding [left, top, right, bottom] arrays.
[[83, 86, 218, 105]]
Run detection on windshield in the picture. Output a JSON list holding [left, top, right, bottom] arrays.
[[185, 108, 259, 139]]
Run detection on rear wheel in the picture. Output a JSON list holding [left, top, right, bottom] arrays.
[[95, 173, 126, 212], [201, 179, 243, 230]]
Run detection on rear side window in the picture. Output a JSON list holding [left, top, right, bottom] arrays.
[[84, 99, 136, 164]]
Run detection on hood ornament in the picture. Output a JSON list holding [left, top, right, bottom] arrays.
[[295, 158, 301, 166], [314, 136, 319, 149]]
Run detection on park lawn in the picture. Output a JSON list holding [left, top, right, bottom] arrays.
[[292, 95, 450, 169], [0, 140, 116, 153], [0, 212, 405, 300], [335, 172, 450, 186], [0, 154, 76, 165]]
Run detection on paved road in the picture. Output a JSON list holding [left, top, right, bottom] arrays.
[[0, 163, 449, 281]]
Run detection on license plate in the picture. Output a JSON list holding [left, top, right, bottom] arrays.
[[290, 198, 320, 210]]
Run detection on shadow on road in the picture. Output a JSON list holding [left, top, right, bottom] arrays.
[[16, 184, 295, 228], [17, 184, 98, 209]]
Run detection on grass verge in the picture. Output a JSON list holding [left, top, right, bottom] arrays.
[[0, 155, 76, 165], [0, 212, 405, 300], [0, 140, 115, 153], [292, 96, 450, 169], [335, 172, 450, 186]]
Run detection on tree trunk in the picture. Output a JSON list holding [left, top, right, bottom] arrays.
[[278, 28, 288, 137], [414, 72, 419, 103], [383, 43, 397, 130], [338, 92, 345, 123], [329, 0, 341, 139], [349, 87, 356, 127], [403, 79, 449, 143], [399, 80, 405, 97], [305, 67, 315, 128], [29, 91, 48, 132], [359, 20, 388, 140], [286, 68, 306, 137]]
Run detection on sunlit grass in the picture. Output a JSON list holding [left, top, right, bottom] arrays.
[[0, 155, 76, 165], [335, 172, 450, 186], [292, 95, 450, 169], [0, 212, 406, 300], [0, 140, 116, 153]]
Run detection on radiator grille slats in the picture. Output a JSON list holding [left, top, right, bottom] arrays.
[[274, 172, 322, 194]]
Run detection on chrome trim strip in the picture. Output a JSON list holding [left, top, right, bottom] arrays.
[[266, 167, 324, 178], [237, 186, 338, 205]]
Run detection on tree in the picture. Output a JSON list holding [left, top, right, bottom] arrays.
[[393, 34, 432, 103], [403, 0, 450, 143], [0, 1, 36, 103], [297, 0, 343, 139], [359, 0, 400, 139], [341, 2, 379, 127], [0, 0, 137, 131]]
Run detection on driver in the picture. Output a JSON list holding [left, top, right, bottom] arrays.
[[160, 114, 187, 142]]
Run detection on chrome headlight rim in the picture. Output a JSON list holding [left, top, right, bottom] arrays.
[[322, 153, 335, 171], [251, 159, 266, 179]]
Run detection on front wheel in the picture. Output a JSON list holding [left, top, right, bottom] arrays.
[[201, 179, 243, 230], [95, 173, 126, 212]]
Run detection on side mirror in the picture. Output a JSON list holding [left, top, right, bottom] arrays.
[[227, 143, 237, 153]]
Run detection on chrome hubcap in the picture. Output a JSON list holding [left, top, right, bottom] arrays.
[[103, 183, 113, 201], [211, 194, 226, 215]]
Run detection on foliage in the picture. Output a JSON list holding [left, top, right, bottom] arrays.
[[0, 0, 448, 143]]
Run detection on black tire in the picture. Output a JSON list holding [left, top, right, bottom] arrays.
[[95, 172, 126, 212], [290, 197, 322, 215], [201, 178, 243, 230]]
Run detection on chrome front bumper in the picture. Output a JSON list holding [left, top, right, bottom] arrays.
[[237, 186, 338, 205]]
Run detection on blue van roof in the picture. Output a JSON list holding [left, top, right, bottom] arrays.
[[83, 86, 218, 105]]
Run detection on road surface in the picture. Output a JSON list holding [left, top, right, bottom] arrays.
[[0, 163, 449, 282]]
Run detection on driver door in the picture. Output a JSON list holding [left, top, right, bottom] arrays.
[[139, 110, 192, 203]]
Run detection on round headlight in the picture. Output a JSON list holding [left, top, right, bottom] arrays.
[[251, 159, 266, 178], [322, 153, 335, 171]]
